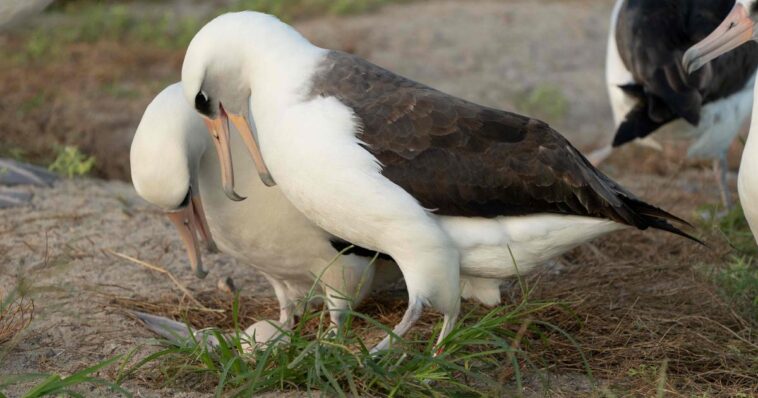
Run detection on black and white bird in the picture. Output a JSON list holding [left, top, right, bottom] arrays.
[[130, 84, 402, 345], [179, 12, 699, 353], [596, 0, 758, 207], [683, 0, 758, 242]]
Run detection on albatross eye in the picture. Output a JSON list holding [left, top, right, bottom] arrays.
[[195, 91, 212, 115]]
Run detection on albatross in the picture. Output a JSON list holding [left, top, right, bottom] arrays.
[[683, 0, 758, 242], [130, 83, 402, 340], [595, 0, 758, 208], [180, 12, 699, 352]]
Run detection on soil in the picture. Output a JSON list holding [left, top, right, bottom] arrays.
[[1, 0, 756, 397]]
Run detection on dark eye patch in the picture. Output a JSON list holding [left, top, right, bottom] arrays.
[[195, 91, 212, 115]]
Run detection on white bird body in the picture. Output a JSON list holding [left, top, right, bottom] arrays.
[[739, 80, 758, 240]]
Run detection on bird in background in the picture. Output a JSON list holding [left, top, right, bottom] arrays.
[[593, 0, 758, 209], [683, 0, 758, 243]]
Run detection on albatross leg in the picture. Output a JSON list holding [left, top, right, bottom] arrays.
[[370, 298, 424, 354], [714, 153, 733, 210], [264, 274, 296, 329]]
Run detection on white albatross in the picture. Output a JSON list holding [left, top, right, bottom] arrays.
[[683, 0, 758, 243], [592, 0, 758, 208], [130, 83, 403, 345], [179, 12, 700, 353]]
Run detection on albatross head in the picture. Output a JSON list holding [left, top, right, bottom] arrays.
[[131, 83, 218, 279], [683, 0, 758, 74], [181, 12, 292, 196]]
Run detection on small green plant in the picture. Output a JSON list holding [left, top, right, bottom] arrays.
[[516, 84, 569, 122], [48, 146, 95, 178]]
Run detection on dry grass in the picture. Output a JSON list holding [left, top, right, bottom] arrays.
[[0, 292, 34, 345]]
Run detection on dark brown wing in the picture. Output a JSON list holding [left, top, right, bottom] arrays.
[[613, 0, 758, 146], [308, 51, 696, 238]]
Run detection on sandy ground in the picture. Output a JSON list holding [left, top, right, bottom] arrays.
[[1, 0, 753, 396]]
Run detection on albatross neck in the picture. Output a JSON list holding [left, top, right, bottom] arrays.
[[236, 27, 327, 109]]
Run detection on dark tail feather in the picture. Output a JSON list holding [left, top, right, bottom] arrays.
[[622, 197, 704, 245], [613, 105, 673, 147]]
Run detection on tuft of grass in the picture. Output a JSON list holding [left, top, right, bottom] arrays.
[[715, 256, 758, 323], [515, 84, 569, 122], [698, 203, 758, 323], [0, 356, 131, 398], [699, 203, 757, 257], [48, 145, 95, 178], [120, 287, 586, 396], [0, 289, 34, 346]]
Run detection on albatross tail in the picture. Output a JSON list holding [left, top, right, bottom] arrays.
[[620, 196, 703, 245]]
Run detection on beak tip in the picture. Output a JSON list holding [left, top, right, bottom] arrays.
[[223, 188, 247, 202], [260, 173, 277, 187]]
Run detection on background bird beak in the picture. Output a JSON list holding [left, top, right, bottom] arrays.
[[166, 195, 209, 279], [228, 113, 276, 187], [683, 3, 755, 74], [203, 114, 246, 201]]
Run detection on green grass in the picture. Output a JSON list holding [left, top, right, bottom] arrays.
[[116, 275, 588, 397], [48, 145, 95, 178], [715, 256, 758, 323], [699, 204, 758, 323]]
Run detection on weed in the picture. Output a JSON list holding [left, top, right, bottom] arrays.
[[48, 145, 95, 178]]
